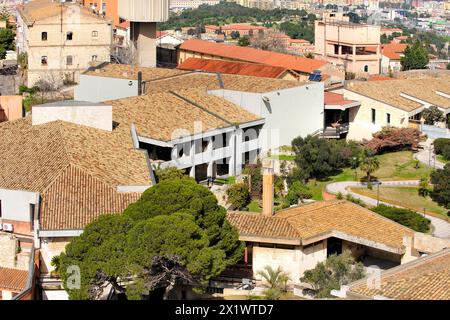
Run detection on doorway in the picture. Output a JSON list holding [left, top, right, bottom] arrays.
[[327, 237, 342, 257]]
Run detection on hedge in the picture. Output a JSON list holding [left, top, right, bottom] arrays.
[[371, 204, 431, 233]]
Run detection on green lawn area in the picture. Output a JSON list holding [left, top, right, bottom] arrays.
[[215, 176, 236, 185], [350, 186, 448, 218], [247, 200, 262, 213], [306, 151, 433, 201]]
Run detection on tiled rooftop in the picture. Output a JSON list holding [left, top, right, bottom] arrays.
[[0, 267, 28, 292], [346, 76, 450, 112], [228, 200, 414, 250], [179, 39, 326, 74], [110, 89, 262, 142], [348, 249, 450, 300]]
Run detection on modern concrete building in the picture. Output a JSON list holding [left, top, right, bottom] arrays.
[[314, 12, 381, 76], [16, 0, 113, 87], [117, 0, 169, 67], [75, 63, 326, 155]]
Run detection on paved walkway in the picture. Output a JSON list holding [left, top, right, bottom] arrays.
[[326, 180, 450, 239], [414, 139, 445, 170]]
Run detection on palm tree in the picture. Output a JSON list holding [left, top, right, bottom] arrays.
[[359, 149, 380, 186], [257, 266, 290, 300]]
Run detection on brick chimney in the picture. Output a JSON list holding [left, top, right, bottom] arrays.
[[262, 159, 274, 217]]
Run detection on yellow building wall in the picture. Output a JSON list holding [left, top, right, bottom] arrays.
[[343, 89, 410, 141]]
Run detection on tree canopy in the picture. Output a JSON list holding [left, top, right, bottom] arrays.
[[401, 40, 429, 71], [58, 178, 243, 299], [430, 164, 450, 211]]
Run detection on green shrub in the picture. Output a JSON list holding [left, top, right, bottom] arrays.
[[345, 194, 366, 207], [371, 204, 431, 233], [285, 181, 312, 206], [441, 145, 450, 161], [226, 183, 250, 210], [434, 138, 450, 155]]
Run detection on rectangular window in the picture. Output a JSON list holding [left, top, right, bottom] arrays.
[[0, 199, 2, 218], [387, 113, 391, 125], [30, 204, 35, 231], [41, 56, 48, 65], [66, 55, 73, 65], [92, 30, 98, 39], [91, 55, 97, 61], [66, 31, 73, 41], [371, 108, 376, 124], [41, 32, 47, 41]]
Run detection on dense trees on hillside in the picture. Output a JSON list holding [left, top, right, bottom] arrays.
[[57, 178, 243, 300], [159, 2, 309, 31]]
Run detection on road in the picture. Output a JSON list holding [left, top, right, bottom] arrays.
[[414, 139, 445, 170], [325, 180, 450, 239]]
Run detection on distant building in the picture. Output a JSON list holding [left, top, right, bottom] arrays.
[[169, 0, 220, 11], [234, 0, 275, 10], [16, 0, 113, 87], [177, 39, 341, 81], [314, 12, 381, 75], [204, 23, 267, 37]]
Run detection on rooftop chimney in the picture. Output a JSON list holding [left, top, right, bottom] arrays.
[[262, 159, 274, 217]]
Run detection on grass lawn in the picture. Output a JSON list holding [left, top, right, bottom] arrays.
[[247, 200, 262, 213], [350, 186, 448, 218], [306, 151, 434, 201], [215, 176, 236, 185]]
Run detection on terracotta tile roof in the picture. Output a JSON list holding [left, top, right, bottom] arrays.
[[0, 117, 150, 192], [324, 92, 357, 106], [179, 39, 326, 74], [227, 212, 300, 240], [348, 249, 450, 300], [84, 63, 189, 81], [382, 43, 407, 60], [368, 75, 397, 81], [147, 72, 302, 93], [346, 76, 450, 111], [110, 89, 261, 142], [0, 267, 28, 292], [228, 200, 414, 250], [177, 58, 288, 79], [40, 165, 142, 230]]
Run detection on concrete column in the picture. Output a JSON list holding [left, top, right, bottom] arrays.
[[262, 159, 274, 217], [205, 137, 214, 177], [171, 144, 178, 161], [229, 129, 243, 176], [189, 165, 196, 179], [130, 22, 157, 68]]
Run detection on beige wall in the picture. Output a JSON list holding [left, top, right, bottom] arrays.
[[0, 96, 22, 121], [40, 238, 71, 274], [252, 240, 327, 284], [22, 4, 112, 87], [343, 89, 410, 141]]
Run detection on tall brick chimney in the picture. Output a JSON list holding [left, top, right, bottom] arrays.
[[262, 159, 274, 217]]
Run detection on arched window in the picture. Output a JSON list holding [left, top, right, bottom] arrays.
[[364, 65, 369, 72]]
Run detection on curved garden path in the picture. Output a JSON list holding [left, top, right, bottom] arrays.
[[325, 180, 450, 239], [414, 139, 445, 170]]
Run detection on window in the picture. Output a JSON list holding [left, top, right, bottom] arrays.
[[387, 113, 391, 125], [30, 204, 35, 231], [91, 55, 97, 61], [92, 30, 98, 39], [41, 56, 48, 65], [66, 55, 73, 65], [0, 199, 2, 218], [41, 32, 47, 41], [364, 65, 369, 72], [66, 31, 73, 41], [371, 108, 376, 124]]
